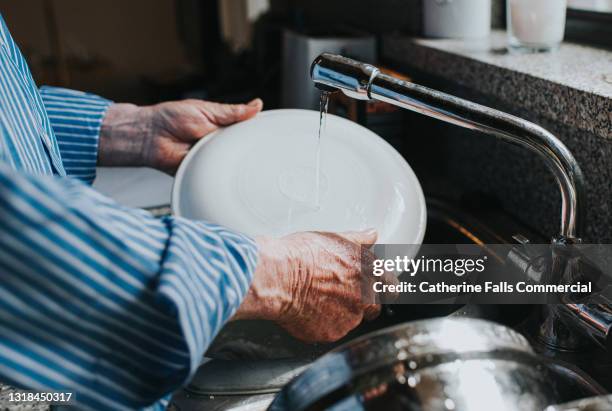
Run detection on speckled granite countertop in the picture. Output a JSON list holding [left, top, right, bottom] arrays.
[[382, 30, 612, 140]]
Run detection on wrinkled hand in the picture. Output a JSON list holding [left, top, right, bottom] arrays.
[[235, 230, 398, 343], [99, 98, 263, 173]]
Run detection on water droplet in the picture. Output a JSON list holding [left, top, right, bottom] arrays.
[[409, 360, 417, 370], [407, 374, 420, 387], [445, 398, 456, 410], [394, 339, 409, 349]]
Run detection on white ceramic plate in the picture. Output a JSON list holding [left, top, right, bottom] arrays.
[[172, 109, 426, 245]]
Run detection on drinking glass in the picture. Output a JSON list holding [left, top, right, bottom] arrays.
[[507, 0, 568, 52]]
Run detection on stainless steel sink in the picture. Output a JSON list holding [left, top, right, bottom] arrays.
[[169, 197, 607, 411]]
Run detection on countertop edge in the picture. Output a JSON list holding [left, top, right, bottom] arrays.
[[381, 33, 611, 140]]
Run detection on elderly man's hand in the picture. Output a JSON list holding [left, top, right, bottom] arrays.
[[99, 98, 263, 173], [234, 230, 398, 343]]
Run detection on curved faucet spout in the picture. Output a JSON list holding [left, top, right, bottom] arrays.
[[311, 52, 585, 240]]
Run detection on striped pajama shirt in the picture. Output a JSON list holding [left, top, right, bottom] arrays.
[[0, 13, 258, 410]]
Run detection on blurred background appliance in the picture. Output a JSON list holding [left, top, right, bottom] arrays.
[[281, 28, 375, 109], [423, 0, 492, 38]]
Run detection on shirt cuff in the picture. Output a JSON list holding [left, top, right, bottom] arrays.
[[157, 217, 259, 375], [39, 86, 113, 184]]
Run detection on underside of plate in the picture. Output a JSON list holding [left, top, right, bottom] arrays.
[[172, 109, 426, 245]]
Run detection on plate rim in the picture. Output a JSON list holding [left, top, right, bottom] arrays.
[[171, 108, 427, 245]]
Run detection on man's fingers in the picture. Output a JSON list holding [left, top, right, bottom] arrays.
[[363, 252, 400, 305], [380, 270, 400, 303], [339, 228, 378, 246], [363, 304, 381, 321], [247, 98, 264, 108], [205, 98, 263, 126], [383, 270, 400, 286]]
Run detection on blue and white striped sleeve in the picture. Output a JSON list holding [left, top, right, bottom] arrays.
[[39, 86, 113, 184], [0, 162, 258, 410]]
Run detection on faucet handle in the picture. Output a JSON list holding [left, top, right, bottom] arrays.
[[507, 234, 549, 283], [512, 233, 530, 245], [544, 243, 612, 350], [508, 238, 612, 350]]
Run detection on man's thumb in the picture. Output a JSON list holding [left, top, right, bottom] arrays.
[[211, 98, 263, 125], [340, 228, 378, 246]]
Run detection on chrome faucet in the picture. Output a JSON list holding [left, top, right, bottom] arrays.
[[311, 53, 583, 239], [310, 53, 610, 350]]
